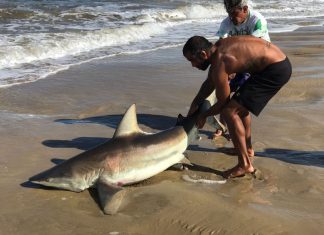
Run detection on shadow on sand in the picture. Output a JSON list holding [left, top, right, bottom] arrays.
[[42, 113, 177, 151], [256, 148, 324, 168], [186, 134, 324, 169], [55, 113, 177, 131], [188, 145, 324, 168], [43, 137, 110, 151]]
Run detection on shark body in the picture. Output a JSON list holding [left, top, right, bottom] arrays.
[[30, 98, 214, 214]]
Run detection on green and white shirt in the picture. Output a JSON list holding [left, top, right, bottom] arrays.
[[216, 10, 270, 42]]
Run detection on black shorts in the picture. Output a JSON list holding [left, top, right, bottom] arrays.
[[232, 57, 292, 116]]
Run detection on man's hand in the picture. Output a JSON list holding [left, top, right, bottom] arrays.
[[196, 113, 207, 129]]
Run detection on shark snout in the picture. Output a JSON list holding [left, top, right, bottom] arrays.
[[29, 167, 83, 192], [29, 170, 52, 183]]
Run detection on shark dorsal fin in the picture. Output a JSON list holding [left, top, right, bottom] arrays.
[[113, 104, 143, 138]]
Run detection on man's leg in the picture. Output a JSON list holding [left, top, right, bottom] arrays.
[[241, 112, 254, 157], [221, 100, 254, 178]]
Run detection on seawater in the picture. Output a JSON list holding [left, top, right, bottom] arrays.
[[0, 0, 324, 87]]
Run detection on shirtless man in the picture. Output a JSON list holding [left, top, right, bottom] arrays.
[[183, 36, 292, 178]]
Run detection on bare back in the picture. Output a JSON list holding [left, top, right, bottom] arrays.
[[214, 36, 286, 75]]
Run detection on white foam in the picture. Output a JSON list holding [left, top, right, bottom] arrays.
[[182, 174, 227, 184], [136, 3, 226, 23], [1, 0, 324, 87], [0, 22, 170, 70]]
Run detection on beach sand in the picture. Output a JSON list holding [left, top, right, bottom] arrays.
[[1, 28, 324, 235]]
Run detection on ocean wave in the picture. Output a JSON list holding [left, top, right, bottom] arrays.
[[0, 2, 228, 71], [0, 22, 171, 70], [0, 43, 182, 88], [0, 1, 228, 72], [1, 0, 323, 87], [0, 8, 36, 20], [155, 4, 225, 21]]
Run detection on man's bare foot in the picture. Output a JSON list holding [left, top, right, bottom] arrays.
[[222, 165, 255, 179], [212, 129, 223, 139], [212, 130, 231, 141]]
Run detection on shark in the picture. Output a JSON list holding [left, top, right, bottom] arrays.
[[29, 97, 215, 215]]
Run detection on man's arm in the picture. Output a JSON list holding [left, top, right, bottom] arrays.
[[195, 61, 230, 128], [216, 18, 230, 39], [202, 61, 230, 118], [187, 77, 215, 116]]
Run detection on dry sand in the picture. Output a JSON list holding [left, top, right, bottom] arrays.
[[0, 28, 324, 235]]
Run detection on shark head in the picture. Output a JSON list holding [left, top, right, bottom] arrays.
[[176, 113, 199, 142], [29, 164, 84, 192], [176, 98, 212, 142]]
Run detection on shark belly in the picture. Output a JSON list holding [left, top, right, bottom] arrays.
[[103, 128, 188, 185]]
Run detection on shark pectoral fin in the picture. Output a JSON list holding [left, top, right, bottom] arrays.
[[97, 180, 126, 215], [180, 155, 193, 166], [170, 154, 193, 171]]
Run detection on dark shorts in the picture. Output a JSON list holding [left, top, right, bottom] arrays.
[[232, 57, 292, 116]]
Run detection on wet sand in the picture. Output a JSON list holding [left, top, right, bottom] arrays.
[[1, 28, 324, 235]]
